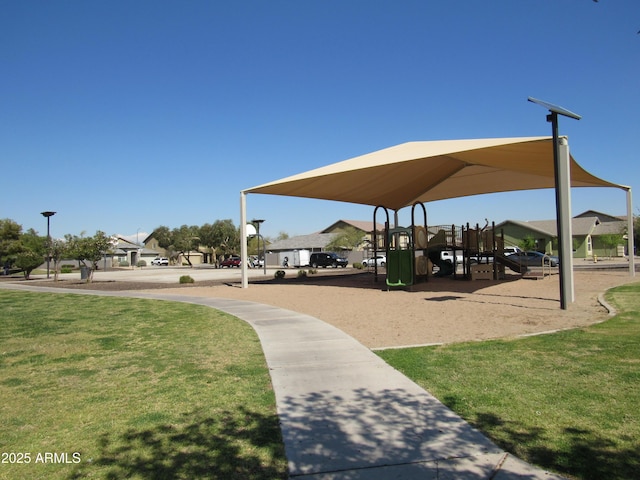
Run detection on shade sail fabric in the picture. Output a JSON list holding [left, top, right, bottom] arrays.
[[243, 137, 624, 210]]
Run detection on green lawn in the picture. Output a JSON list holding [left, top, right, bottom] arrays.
[[378, 282, 640, 480], [5, 282, 639, 480], [0, 290, 287, 480]]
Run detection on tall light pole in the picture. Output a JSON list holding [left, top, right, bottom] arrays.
[[251, 219, 266, 275], [41, 211, 56, 279], [528, 97, 581, 310]]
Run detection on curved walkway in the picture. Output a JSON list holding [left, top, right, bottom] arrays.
[[1, 283, 565, 479]]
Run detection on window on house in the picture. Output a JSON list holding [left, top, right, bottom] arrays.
[[586, 235, 593, 254]]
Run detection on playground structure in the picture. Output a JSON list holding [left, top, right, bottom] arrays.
[[372, 202, 528, 289]]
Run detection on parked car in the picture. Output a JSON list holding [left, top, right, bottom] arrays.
[[220, 256, 242, 268], [309, 252, 348, 268], [151, 257, 169, 266], [509, 251, 559, 267], [250, 256, 264, 267], [362, 255, 386, 267]]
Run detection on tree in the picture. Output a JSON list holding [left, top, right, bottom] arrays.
[[65, 231, 113, 283], [171, 225, 200, 267], [210, 219, 240, 258], [152, 226, 172, 248], [634, 213, 640, 255], [247, 235, 259, 256], [150, 220, 240, 267], [599, 233, 623, 259], [262, 231, 290, 244], [50, 238, 69, 281], [0, 222, 47, 279], [270, 231, 289, 243], [150, 224, 201, 266], [519, 235, 536, 252], [198, 223, 217, 264], [325, 227, 365, 253], [198, 220, 241, 263], [10, 229, 46, 279], [151, 226, 178, 263], [619, 213, 638, 257], [0, 218, 22, 270]]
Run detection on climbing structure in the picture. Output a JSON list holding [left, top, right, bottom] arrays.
[[373, 202, 430, 289], [372, 204, 527, 288]]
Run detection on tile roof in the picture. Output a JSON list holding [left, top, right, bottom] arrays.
[[321, 219, 386, 233], [496, 214, 625, 237], [267, 233, 337, 251]]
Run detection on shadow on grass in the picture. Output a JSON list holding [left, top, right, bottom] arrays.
[[468, 410, 640, 480], [68, 408, 287, 480]]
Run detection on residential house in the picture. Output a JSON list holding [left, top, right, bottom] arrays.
[[110, 237, 159, 267], [142, 233, 166, 257], [320, 219, 387, 251], [265, 232, 337, 266], [142, 232, 205, 265], [495, 211, 626, 259], [265, 220, 387, 266]]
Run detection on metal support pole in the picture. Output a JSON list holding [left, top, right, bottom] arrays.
[[251, 218, 266, 275], [529, 98, 580, 310], [262, 232, 266, 275], [626, 188, 636, 276], [46, 216, 51, 279], [551, 129, 575, 308], [41, 211, 56, 280], [240, 193, 248, 288]]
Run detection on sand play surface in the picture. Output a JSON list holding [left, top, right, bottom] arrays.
[[17, 267, 637, 349], [139, 269, 638, 349]]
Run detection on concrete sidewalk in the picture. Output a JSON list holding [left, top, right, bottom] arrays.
[[1, 283, 565, 479]]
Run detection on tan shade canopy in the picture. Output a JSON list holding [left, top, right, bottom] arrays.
[[244, 136, 623, 210]]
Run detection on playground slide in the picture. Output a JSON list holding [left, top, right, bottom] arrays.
[[386, 249, 414, 287], [495, 254, 528, 274], [427, 251, 455, 277], [434, 258, 455, 277]]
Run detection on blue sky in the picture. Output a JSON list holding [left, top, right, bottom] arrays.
[[2, 1, 639, 243]]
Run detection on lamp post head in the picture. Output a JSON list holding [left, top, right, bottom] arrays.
[[41, 211, 56, 218], [527, 97, 581, 121], [251, 219, 265, 233]]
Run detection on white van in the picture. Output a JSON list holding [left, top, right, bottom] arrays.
[[440, 250, 463, 264], [503, 246, 522, 256]]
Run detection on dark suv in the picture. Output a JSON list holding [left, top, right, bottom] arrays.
[[309, 252, 348, 268]]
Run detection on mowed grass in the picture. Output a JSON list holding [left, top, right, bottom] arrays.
[[378, 282, 640, 480], [0, 290, 287, 480]]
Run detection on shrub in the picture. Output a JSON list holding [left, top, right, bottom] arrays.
[[308, 268, 318, 275], [60, 265, 74, 274], [119, 261, 130, 267], [179, 275, 195, 284], [274, 270, 285, 279], [137, 260, 147, 267], [353, 262, 363, 269], [297, 270, 307, 278]]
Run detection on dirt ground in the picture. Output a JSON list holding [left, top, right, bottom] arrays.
[[158, 270, 640, 349], [93, 270, 640, 349], [19, 268, 638, 349]]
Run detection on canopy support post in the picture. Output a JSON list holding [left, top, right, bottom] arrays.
[[240, 191, 248, 288], [530, 97, 581, 310], [626, 188, 636, 276], [553, 133, 575, 308]]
